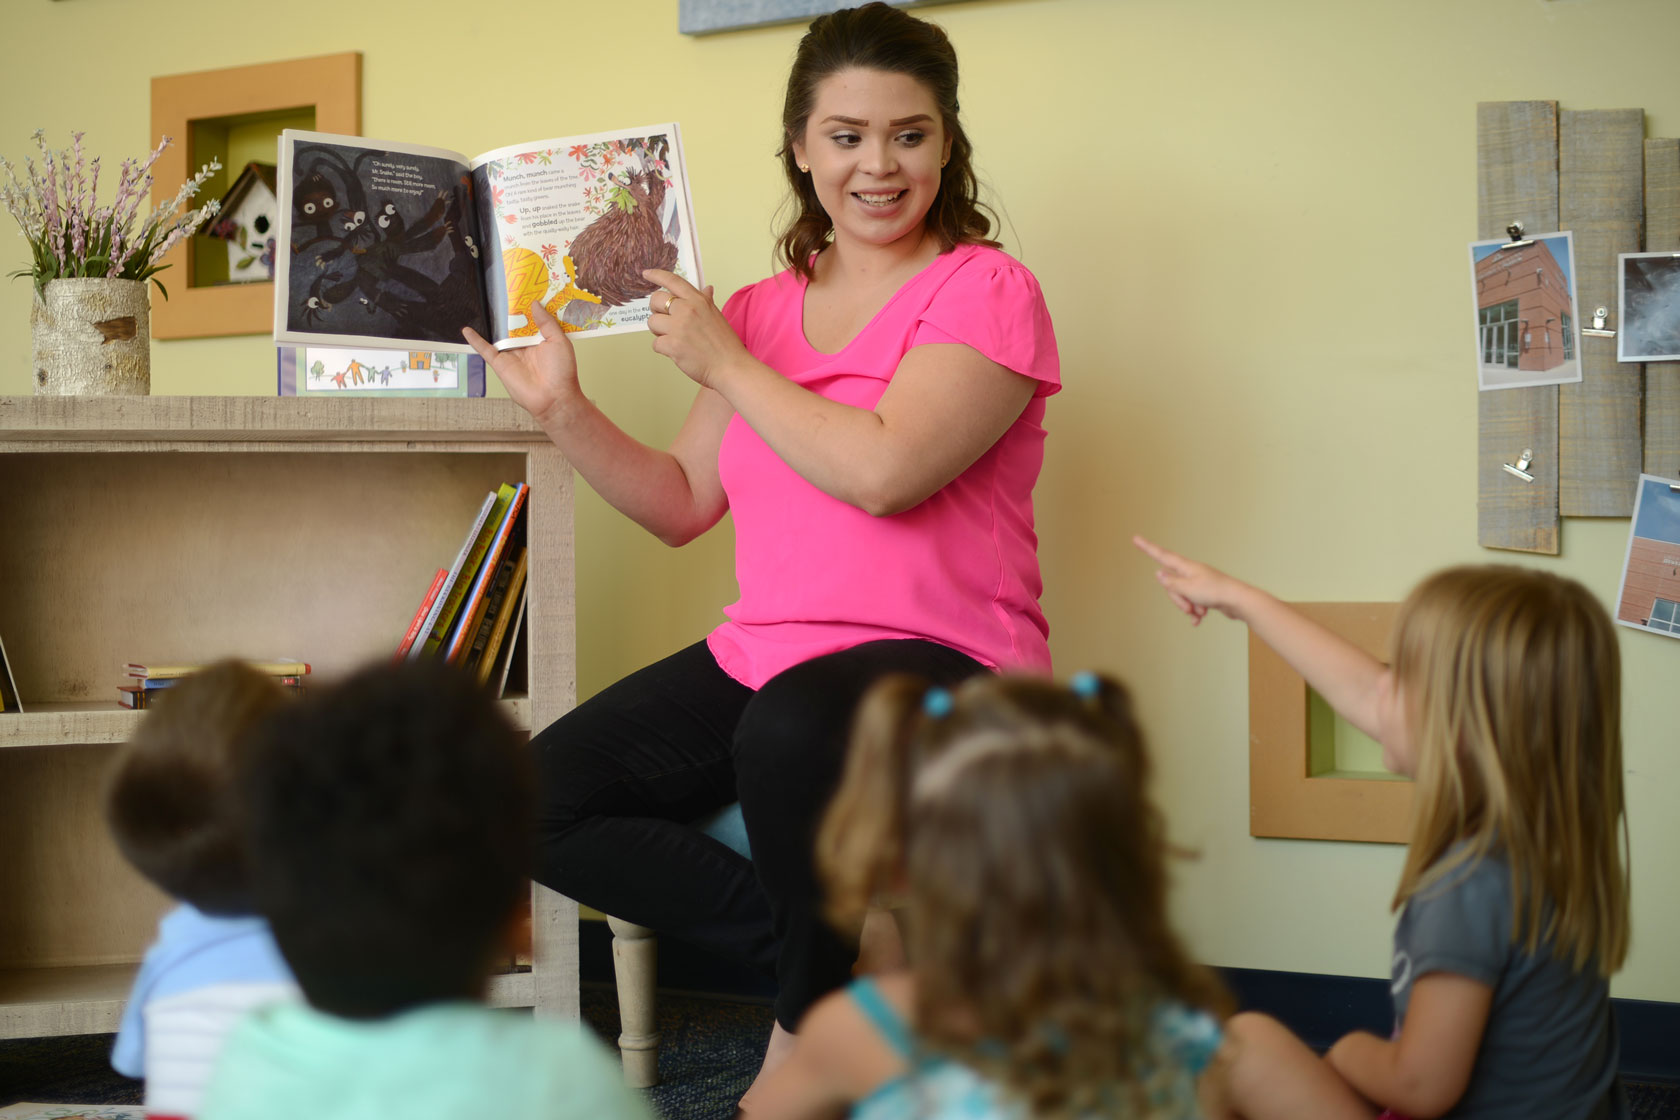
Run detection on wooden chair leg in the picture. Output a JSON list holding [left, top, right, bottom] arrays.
[[606, 915, 661, 1088]]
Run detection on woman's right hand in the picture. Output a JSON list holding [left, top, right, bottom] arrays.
[[467, 297, 733, 547], [462, 299, 581, 427]]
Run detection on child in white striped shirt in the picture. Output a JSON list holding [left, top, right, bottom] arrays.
[[106, 662, 300, 1120]]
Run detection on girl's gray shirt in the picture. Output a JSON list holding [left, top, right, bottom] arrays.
[[1390, 851, 1626, 1120]]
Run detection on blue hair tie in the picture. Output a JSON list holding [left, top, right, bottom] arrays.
[[1070, 671, 1100, 699], [923, 686, 953, 718]]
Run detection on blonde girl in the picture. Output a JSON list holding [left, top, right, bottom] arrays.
[[1135, 537, 1631, 1120], [748, 672, 1228, 1119]]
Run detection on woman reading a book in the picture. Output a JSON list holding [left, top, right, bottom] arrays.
[[464, 2, 1058, 1106]]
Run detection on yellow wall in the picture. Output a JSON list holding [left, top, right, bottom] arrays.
[[4, 0, 1676, 1000]]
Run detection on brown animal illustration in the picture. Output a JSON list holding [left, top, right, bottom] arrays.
[[558, 169, 678, 328]]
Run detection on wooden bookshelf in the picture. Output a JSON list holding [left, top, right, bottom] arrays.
[[0, 396, 578, 1038]]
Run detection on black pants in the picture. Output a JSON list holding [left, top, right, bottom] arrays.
[[532, 637, 985, 1029]]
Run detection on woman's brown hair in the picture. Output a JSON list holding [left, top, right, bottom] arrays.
[[1390, 565, 1630, 976], [775, 1, 999, 280], [819, 673, 1227, 1116]]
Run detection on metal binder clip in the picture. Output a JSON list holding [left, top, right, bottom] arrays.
[[1502, 449, 1535, 482], [1582, 306, 1616, 338], [1501, 221, 1533, 249]]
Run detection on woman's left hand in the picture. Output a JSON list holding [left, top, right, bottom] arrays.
[[644, 269, 746, 392]]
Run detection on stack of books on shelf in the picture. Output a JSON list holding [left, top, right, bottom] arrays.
[[120, 659, 313, 710], [396, 481, 529, 697]]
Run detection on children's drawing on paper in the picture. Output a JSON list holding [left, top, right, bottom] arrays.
[[474, 133, 694, 339], [285, 142, 485, 346], [301, 347, 462, 392], [1468, 232, 1583, 391]]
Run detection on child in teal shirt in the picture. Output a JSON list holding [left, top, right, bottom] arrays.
[[199, 661, 648, 1120]]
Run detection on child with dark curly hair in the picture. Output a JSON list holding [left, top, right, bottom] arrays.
[[107, 661, 300, 1120], [198, 661, 649, 1120], [749, 672, 1229, 1119]]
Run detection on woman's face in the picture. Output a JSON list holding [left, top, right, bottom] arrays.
[[790, 67, 953, 255]]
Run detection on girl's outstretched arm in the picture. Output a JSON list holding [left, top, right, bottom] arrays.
[[1132, 536, 1393, 742], [1326, 973, 1492, 1119]]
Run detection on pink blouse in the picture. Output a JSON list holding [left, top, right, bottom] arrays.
[[708, 242, 1060, 689]]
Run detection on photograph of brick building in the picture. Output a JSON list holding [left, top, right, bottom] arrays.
[[1616, 475, 1680, 639], [1470, 232, 1581, 390]]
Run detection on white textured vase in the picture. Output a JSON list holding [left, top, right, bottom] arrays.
[[30, 277, 152, 396]]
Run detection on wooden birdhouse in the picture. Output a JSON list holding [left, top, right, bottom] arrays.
[[206, 161, 279, 283]]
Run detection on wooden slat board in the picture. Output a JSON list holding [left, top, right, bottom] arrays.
[[1558, 109, 1645, 516], [1645, 138, 1680, 479], [1478, 101, 1561, 553]]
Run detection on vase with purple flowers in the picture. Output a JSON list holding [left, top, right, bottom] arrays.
[[1, 130, 220, 394]]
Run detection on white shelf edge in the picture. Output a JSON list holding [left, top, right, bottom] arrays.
[[486, 968, 536, 1010], [0, 962, 136, 1039], [0, 959, 537, 1039], [0, 695, 530, 749]]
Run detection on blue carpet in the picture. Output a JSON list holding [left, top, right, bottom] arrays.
[[0, 986, 768, 1118], [1, 988, 1673, 1119]]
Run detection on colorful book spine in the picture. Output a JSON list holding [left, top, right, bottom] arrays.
[[491, 587, 529, 699], [121, 678, 306, 709], [131, 675, 307, 691], [461, 548, 522, 677], [395, 567, 450, 660], [415, 487, 511, 662], [125, 659, 311, 680], [444, 483, 529, 665], [475, 548, 529, 685]]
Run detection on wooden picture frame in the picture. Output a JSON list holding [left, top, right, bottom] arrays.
[[1248, 602, 1412, 844], [150, 53, 360, 340]]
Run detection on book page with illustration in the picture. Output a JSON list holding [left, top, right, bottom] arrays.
[[275, 124, 700, 354], [471, 124, 700, 345], [275, 132, 490, 353]]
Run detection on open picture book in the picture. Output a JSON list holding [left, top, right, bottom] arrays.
[[274, 125, 701, 354]]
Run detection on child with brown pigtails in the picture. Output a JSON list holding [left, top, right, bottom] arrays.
[[747, 671, 1229, 1119]]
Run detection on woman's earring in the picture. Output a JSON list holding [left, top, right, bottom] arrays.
[[798, 163, 810, 173]]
